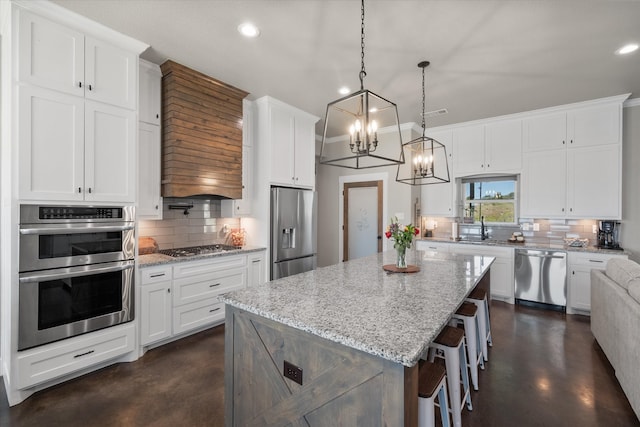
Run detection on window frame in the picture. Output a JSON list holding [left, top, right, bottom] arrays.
[[459, 175, 519, 225]]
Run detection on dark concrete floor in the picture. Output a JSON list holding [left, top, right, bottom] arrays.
[[0, 301, 638, 426]]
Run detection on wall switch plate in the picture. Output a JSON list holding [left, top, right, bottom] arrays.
[[522, 223, 530, 231], [533, 223, 540, 231], [284, 360, 303, 385]]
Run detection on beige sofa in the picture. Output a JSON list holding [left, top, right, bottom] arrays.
[[591, 258, 640, 419]]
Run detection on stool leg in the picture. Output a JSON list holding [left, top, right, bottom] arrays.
[[485, 300, 493, 347], [458, 338, 473, 411], [462, 316, 480, 391], [475, 300, 489, 362], [418, 396, 435, 427], [442, 346, 462, 427], [437, 377, 451, 427]]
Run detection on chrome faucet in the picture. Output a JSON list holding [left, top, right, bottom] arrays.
[[481, 216, 488, 240]]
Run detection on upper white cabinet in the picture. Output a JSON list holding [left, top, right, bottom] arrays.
[[139, 59, 162, 125], [256, 96, 319, 189], [521, 97, 625, 219], [138, 60, 162, 219], [453, 119, 522, 177], [222, 99, 254, 217], [18, 9, 137, 110], [523, 103, 621, 152], [421, 129, 455, 217], [19, 86, 136, 202], [15, 5, 145, 203]]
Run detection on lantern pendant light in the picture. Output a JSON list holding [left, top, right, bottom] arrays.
[[396, 61, 450, 185], [319, 0, 404, 169]]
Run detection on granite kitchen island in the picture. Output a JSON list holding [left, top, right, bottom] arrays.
[[221, 249, 494, 426]]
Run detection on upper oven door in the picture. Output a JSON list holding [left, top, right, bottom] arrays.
[[19, 222, 135, 272]]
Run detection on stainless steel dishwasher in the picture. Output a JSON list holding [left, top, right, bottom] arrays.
[[514, 249, 567, 310]]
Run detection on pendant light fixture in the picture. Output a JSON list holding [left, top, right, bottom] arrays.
[[319, 0, 404, 169], [396, 61, 450, 185]]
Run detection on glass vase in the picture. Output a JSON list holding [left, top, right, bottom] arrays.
[[396, 245, 407, 269]]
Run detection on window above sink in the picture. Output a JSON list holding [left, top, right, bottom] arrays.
[[461, 175, 518, 224]]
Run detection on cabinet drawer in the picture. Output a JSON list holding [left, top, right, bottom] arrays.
[[568, 252, 627, 267], [16, 323, 135, 389], [415, 241, 451, 252], [172, 255, 247, 279], [173, 267, 246, 306], [141, 265, 172, 284], [173, 298, 224, 335]]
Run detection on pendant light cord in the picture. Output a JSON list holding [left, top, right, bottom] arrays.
[[421, 64, 426, 136], [359, 0, 366, 90]]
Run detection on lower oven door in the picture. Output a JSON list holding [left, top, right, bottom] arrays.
[[18, 260, 134, 351]]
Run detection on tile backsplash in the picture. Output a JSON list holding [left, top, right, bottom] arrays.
[[138, 198, 240, 249], [421, 216, 600, 246]]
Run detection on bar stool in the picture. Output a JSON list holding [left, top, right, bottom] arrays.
[[450, 302, 484, 391], [428, 325, 472, 427], [418, 361, 451, 427], [466, 287, 492, 362]]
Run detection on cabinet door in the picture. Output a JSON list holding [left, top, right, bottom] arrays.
[[248, 252, 266, 286], [18, 85, 85, 201], [139, 60, 162, 125], [85, 37, 137, 110], [523, 112, 567, 151], [489, 258, 513, 300], [485, 119, 522, 173], [18, 9, 85, 97], [269, 104, 296, 186], [453, 125, 485, 177], [84, 101, 136, 202], [521, 150, 567, 218], [140, 282, 172, 346], [421, 130, 454, 216], [567, 145, 621, 219], [568, 103, 620, 148], [138, 122, 162, 219], [294, 115, 317, 188], [568, 266, 592, 312]]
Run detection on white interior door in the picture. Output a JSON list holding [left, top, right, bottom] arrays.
[[344, 181, 382, 261]]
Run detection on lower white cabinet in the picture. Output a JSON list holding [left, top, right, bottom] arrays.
[[140, 250, 266, 347], [415, 240, 452, 253], [16, 323, 135, 389], [567, 251, 628, 314]]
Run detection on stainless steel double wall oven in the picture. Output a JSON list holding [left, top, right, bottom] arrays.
[[18, 205, 135, 350]]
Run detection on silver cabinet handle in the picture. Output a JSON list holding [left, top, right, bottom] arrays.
[[150, 273, 166, 278], [209, 283, 221, 288], [209, 307, 221, 313], [74, 350, 94, 358], [588, 259, 604, 263]]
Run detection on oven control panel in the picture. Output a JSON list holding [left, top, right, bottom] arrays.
[[20, 205, 134, 223]]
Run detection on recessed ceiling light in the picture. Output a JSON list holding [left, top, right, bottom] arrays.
[[616, 43, 638, 55], [338, 87, 350, 95], [238, 22, 260, 38]]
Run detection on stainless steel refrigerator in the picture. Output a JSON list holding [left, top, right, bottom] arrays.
[[271, 186, 317, 280]]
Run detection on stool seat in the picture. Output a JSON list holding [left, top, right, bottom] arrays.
[[455, 302, 478, 317], [434, 325, 464, 348], [468, 287, 487, 301], [419, 361, 447, 398]]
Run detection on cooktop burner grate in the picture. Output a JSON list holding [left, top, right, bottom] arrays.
[[159, 244, 241, 257]]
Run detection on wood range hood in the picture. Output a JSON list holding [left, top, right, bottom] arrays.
[[160, 60, 249, 199]]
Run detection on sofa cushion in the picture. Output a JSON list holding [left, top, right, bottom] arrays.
[[606, 258, 640, 290], [629, 279, 640, 304]]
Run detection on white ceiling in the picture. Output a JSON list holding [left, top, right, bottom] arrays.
[[52, 0, 640, 131]]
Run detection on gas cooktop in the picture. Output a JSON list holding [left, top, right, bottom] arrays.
[[159, 244, 241, 258]]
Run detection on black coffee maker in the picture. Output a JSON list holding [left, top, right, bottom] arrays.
[[597, 221, 622, 250]]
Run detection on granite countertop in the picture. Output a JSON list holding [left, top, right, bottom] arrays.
[[418, 237, 629, 255], [138, 245, 266, 267], [220, 249, 494, 367]]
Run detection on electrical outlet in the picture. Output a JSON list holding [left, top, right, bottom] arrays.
[[283, 360, 303, 385], [434, 221, 438, 229], [522, 223, 530, 231], [533, 223, 540, 231], [592, 224, 598, 234]]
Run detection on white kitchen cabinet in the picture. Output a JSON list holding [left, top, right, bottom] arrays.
[[421, 130, 455, 217], [222, 100, 253, 217], [453, 120, 522, 177], [521, 149, 567, 218], [18, 9, 137, 110], [523, 103, 620, 152], [18, 86, 136, 202], [447, 244, 515, 303], [140, 266, 172, 346], [257, 96, 319, 189], [139, 59, 162, 125], [138, 122, 162, 219], [247, 251, 266, 286], [138, 60, 163, 219], [567, 252, 628, 314], [16, 323, 135, 390]]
